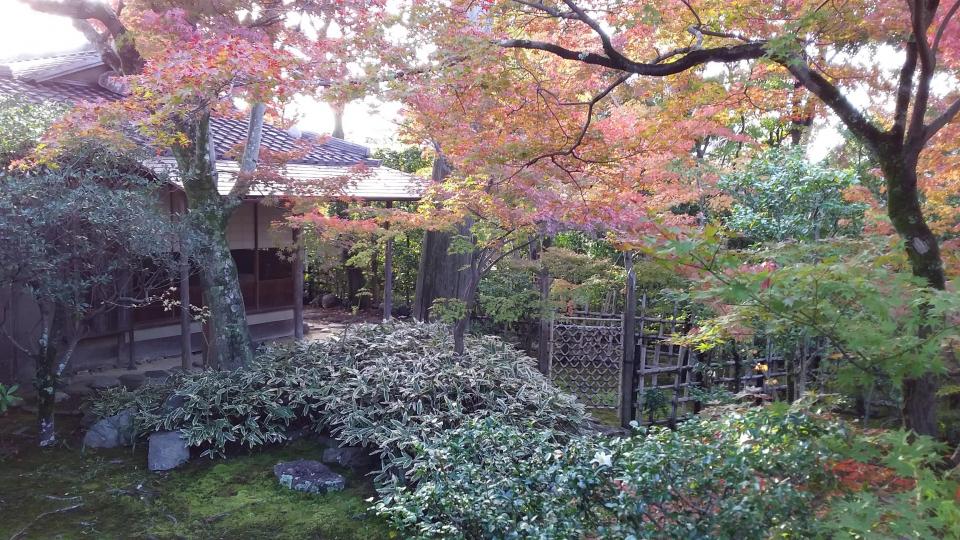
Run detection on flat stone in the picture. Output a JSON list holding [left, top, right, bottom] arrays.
[[84, 409, 135, 449], [274, 460, 345, 494], [89, 376, 122, 390], [148, 431, 190, 471], [322, 446, 377, 470], [118, 373, 146, 390], [54, 391, 70, 403]]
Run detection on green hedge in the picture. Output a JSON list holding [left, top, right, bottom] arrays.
[[90, 322, 586, 489]]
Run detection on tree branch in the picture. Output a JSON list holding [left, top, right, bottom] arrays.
[[779, 56, 885, 150], [921, 96, 960, 144], [906, 0, 938, 147], [932, 0, 960, 56], [20, 0, 143, 74], [892, 41, 919, 141], [497, 39, 767, 76]]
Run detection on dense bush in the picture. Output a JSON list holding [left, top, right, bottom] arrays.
[[299, 323, 586, 487], [91, 322, 586, 487], [377, 399, 960, 539], [376, 404, 838, 539]]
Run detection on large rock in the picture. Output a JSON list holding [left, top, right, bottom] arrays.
[[83, 409, 135, 449], [321, 293, 341, 309], [148, 431, 190, 471], [322, 446, 377, 470], [274, 460, 345, 494], [118, 373, 145, 390]]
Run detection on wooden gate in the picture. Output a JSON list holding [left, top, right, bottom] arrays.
[[548, 313, 622, 409], [547, 301, 797, 427]]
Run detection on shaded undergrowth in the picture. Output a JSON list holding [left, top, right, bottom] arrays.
[[0, 410, 388, 539]]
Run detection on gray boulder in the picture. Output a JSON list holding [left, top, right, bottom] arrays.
[[148, 431, 190, 471], [322, 446, 377, 470], [321, 293, 340, 309], [83, 409, 135, 449], [274, 460, 345, 494], [118, 373, 145, 390]]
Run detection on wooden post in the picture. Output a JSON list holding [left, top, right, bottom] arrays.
[[383, 201, 394, 320], [174, 193, 192, 371], [253, 202, 260, 311], [619, 251, 638, 428], [292, 227, 305, 339], [536, 236, 552, 375]]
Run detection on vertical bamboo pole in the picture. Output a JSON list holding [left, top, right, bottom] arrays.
[[175, 192, 191, 371], [292, 227, 305, 339], [383, 201, 394, 320], [619, 251, 637, 428]]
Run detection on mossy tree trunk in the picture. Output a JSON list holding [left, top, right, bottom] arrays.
[[413, 154, 474, 321], [173, 114, 253, 371], [34, 304, 80, 447], [878, 148, 946, 437]]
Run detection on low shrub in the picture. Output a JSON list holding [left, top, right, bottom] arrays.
[[819, 429, 960, 539], [376, 404, 838, 539], [305, 323, 585, 488], [89, 322, 586, 488]]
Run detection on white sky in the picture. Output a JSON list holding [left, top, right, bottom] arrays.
[[0, 1, 404, 148]]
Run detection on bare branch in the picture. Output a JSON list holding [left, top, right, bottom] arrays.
[[780, 57, 885, 150], [497, 38, 767, 76], [892, 41, 919, 140], [932, 0, 960, 56], [922, 96, 960, 144]]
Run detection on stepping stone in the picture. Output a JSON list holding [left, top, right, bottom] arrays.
[[119, 373, 146, 390], [274, 460, 345, 494], [148, 431, 190, 471]]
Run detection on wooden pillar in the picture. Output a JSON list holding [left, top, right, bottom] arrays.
[[118, 297, 134, 370], [292, 227, 305, 339], [383, 201, 394, 320], [536, 236, 552, 375], [619, 251, 638, 428], [253, 202, 260, 311], [175, 193, 192, 371]]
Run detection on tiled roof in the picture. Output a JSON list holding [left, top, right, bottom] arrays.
[[150, 158, 426, 201], [0, 75, 119, 103], [0, 53, 388, 170], [210, 117, 379, 166], [0, 50, 103, 82]]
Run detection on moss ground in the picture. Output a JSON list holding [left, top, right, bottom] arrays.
[[0, 410, 390, 539]]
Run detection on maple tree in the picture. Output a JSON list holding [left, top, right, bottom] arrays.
[[24, 0, 390, 369], [390, 0, 960, 436]]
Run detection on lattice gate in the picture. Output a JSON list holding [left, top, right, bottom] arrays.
[[548, 313, 622, 409], [547, 304, 799, 426]]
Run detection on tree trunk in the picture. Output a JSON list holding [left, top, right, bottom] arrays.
[[35, 343, 57, 447], [174, 114, 253, 371], [880, 154, 947, 436], [452, 270, 480, 356], [194, 208, 253, 370], [413, 155, 473, 321]]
